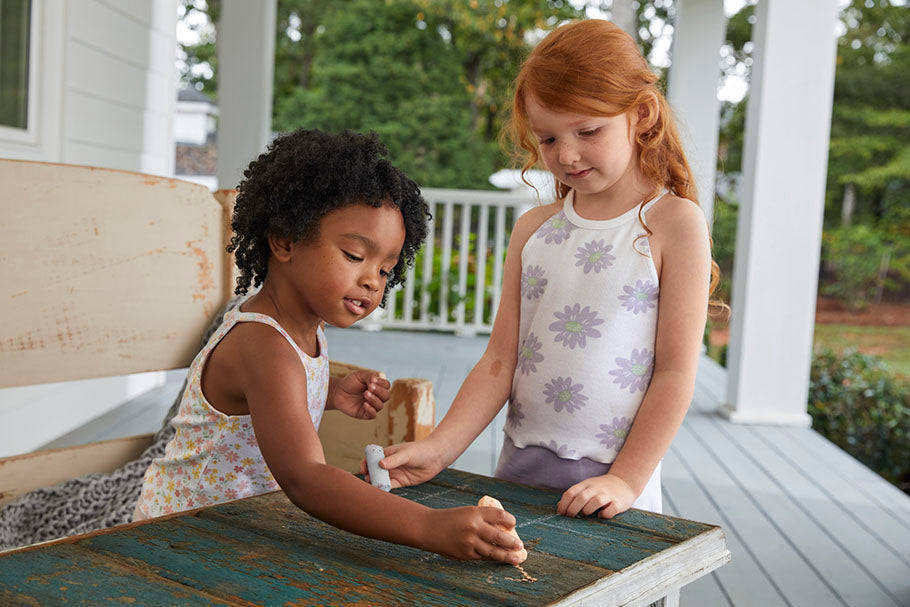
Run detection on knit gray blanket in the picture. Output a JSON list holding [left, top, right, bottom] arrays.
[[0, 297, 241, 552]]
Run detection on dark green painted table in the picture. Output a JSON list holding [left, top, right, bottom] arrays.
[[0, 469, 729, 606]]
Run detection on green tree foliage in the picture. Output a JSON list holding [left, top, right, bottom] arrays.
[[715, 0, 908, 228], [630, 0, 672, 79], [413, 0, 578, 141], [712, 0, 909, 308], [828, 0, 909, 229], [177, 0, 219, 95], [715, 2, 753, 175], [821, 1, 909, 304], [273, 0, 497, 188], [275, 0, 579, 188], [273, 0, 335, 102], [178, 0, 580, 189], [821, 224, 908, 311]]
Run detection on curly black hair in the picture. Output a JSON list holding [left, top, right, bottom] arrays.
[[227, 129, 431, 302]]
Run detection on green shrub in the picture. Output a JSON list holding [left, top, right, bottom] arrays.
[[710, 194, 738, 305], [809, 347, 910, 492], [820, 225, 903, 311], [703, 321, 728, 367]]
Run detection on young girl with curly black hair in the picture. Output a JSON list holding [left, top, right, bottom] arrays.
[[135, 129, 526, 565]]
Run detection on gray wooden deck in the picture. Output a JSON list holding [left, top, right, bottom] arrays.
[[44, 327, 910, 606]]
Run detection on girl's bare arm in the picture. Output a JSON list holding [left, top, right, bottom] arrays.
[[423, 203, 561, 466], [235, 327, 523, 562], [605, 196, 712, 495]]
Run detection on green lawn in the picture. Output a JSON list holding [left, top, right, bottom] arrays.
[[707, 324, 910, 381], [813, 324, 910, 380]]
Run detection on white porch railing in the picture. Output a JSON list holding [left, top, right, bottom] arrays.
[[363, 188, 537, 336]]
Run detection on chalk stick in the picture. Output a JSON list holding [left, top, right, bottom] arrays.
[[478, 495, 528, 563], [364, 444, 391, 492]]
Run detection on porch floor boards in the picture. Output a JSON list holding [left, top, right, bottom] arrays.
[[43, 327, 910, 606], [330, 328, 910, 607]]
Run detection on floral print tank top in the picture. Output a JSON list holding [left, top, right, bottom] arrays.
[[507, 189, 664, 465], [135, 307, 329, 519]]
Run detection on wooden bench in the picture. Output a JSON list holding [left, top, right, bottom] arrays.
[[0, 159, 434, 511]]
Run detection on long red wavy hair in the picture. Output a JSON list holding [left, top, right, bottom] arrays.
[[503, 19, 724, 315]]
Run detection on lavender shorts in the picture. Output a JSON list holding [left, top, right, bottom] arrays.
[[494, 436, 663, 514]]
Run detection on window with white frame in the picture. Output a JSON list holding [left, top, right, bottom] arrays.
[[0, 0, 31, 130]]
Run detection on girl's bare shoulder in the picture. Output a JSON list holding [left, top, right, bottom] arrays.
[[211, 321, 304, 382], [647, 194, 710, 245], [511, 201, 562, 246], [645, 194, 710, 278]]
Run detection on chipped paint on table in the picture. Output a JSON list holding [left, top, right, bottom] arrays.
[[0, 469, 729, 606]]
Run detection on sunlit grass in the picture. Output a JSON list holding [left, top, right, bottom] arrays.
[[707, 323, 910, 381], [813, 324, 910, 380]]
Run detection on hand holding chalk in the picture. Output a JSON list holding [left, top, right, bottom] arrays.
[[365, 444, 392, 492]]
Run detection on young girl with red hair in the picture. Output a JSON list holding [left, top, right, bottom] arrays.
[[377, 19, 722, 519]]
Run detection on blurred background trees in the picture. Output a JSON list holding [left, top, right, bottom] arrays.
[[179, 0, 580, 188], [712, 0, 908, 312], [177, 1, 908, 488], [177, 0, 908, 311]]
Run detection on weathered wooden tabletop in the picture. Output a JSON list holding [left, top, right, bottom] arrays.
[[0, 469, 729, 606]]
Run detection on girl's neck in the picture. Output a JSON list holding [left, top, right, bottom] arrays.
[[242, 283, 321, 357], [570, 163, 655, 222]]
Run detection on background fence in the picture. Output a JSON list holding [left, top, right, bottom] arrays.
[[363, 188, 537, 336]]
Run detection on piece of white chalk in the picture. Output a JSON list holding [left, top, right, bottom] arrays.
[[364, 444, 391, 492]]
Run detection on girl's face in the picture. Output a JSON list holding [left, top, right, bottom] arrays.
[[525, 94, 640, 199], [275, 203, 406, 329]]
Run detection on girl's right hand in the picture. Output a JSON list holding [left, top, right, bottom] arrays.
[[423, 506, 526, 565], [365, 440, 448, 489]]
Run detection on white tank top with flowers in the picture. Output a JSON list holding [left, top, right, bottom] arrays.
[[135, 307, 329, 519], [506, 189, 663, 464]]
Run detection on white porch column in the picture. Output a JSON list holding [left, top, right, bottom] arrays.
[[666, 0, 725, 226], [216, 0, 277, 191], [721, 0, 839, 426]]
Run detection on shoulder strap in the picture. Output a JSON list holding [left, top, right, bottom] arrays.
[[641, 189, 669, 216], [229, 309, 314, 360]]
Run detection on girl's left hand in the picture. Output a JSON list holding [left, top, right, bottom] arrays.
[[557, 473, 636, 519], [332, 371, 391, 419]]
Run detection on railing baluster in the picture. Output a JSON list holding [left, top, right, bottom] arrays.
[[403, 258, 415, 323], [372, 188, 533, 334], [474, 204, 489, 329], [440, 201, 454, 327], [492, 204, 505, 324], [456, 202, 471, 331], [386, 282, 397, 321], [419, 210, 436, 324]]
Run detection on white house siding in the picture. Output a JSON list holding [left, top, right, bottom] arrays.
[[0, 0, 178, 457], [62, 0, 176, 175]]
